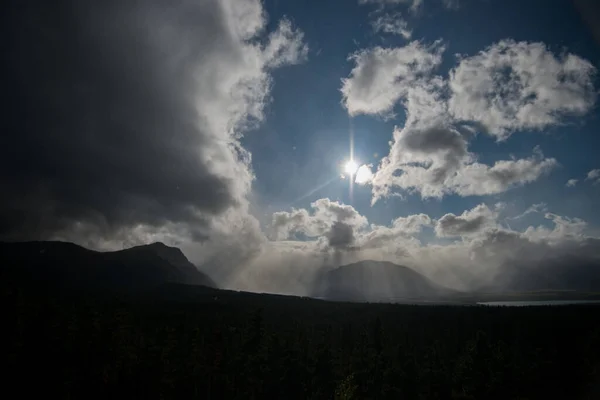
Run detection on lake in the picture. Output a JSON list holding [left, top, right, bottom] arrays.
[[478, 300, 600, 306]]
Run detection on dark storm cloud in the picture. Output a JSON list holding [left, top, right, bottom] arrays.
[[2, 0, 227, 239], [0, 0, 306, 243], [327, 221, 355, 249]]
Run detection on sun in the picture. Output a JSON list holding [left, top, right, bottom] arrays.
[[344, 160, 359, 175]]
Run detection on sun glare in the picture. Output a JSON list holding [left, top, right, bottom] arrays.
[[344, 160, 359, 175]]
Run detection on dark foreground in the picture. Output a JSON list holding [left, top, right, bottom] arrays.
[[4, 282, 600, 400]]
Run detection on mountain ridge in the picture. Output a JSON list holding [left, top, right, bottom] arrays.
[[0, 240, 216, 291]]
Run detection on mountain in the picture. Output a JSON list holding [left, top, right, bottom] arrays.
[[0, 241, 215, 291], [313, 260, 456, 302]]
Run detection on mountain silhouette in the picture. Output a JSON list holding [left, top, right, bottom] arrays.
[[313, 260, 456, 302], [0, 241, 215, 291]]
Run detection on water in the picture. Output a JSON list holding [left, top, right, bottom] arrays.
[[478, 300, 600, 306]]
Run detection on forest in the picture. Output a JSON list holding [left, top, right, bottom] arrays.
[[4, 278, 600, 400]]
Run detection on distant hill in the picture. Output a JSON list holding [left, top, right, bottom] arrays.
[[313, 260, 456, 302], [0, 241, 215, 291]]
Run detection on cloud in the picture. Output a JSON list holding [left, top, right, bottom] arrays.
[[507, 203, 547, 220], [271, 198, 433, 256], [448, 39, 597, 140], [464, 225, 599, 291], [566, 179, 579, 187], [522, 212, 588, 244], [370, 122, 557, 200], [359, 0, 423, 13], [435, 204, 498, 237], [272, 199, 432, 258], [358, 213, 431, 253], [271, 208, 313, 240], [359, 0, 459, 13], [271, 198, 368, 244], [393, 213, 432, 233], [263, 19, 309, 68], [1, 0, 306, 247], [442, 0, 460, 9], [585, 169, 600, 184], [371, 13, 412, 39], [355, 164, 375, 184], [361, 0, 460, 44], [342, 40, 564, 202], [270, 198, 374, 269], [442, 148, 557, 196], [327, 221, 356, 249], [341, 40, 446, 116]]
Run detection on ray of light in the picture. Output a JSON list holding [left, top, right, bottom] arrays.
[[349, 117, 354, 203], [286, 175, 339, 207]]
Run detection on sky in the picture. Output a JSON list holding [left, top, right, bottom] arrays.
[[2, 0, 600, 294]]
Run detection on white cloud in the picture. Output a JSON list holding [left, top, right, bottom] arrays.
[[271, 198, 435, 256], [263, 19, 309, 68], [272, 199, 434, 258], [341, 40, 446, 116], [355, 164, 375, 184], [507, 202, 547, 220], [341, 39, 570, 202], [371, 13, 412, 39], [524, 213, 588, 243], [442, 0, 460, 9], [311, 198, 369, 227], [442, 148, 557, 197], [359, 0, 459, 12], [370, 121, 557, 201], [271, 198, 368, 246], [585, 169, 600, 184], [448, 39, 597, 140], [393, 213, 432, 233], [359, 0, 423, 13], [362, 0, 460, 47], [271, 208, 313, 240], [359, 213, 431, 251], [566, 178, 579, 187]]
